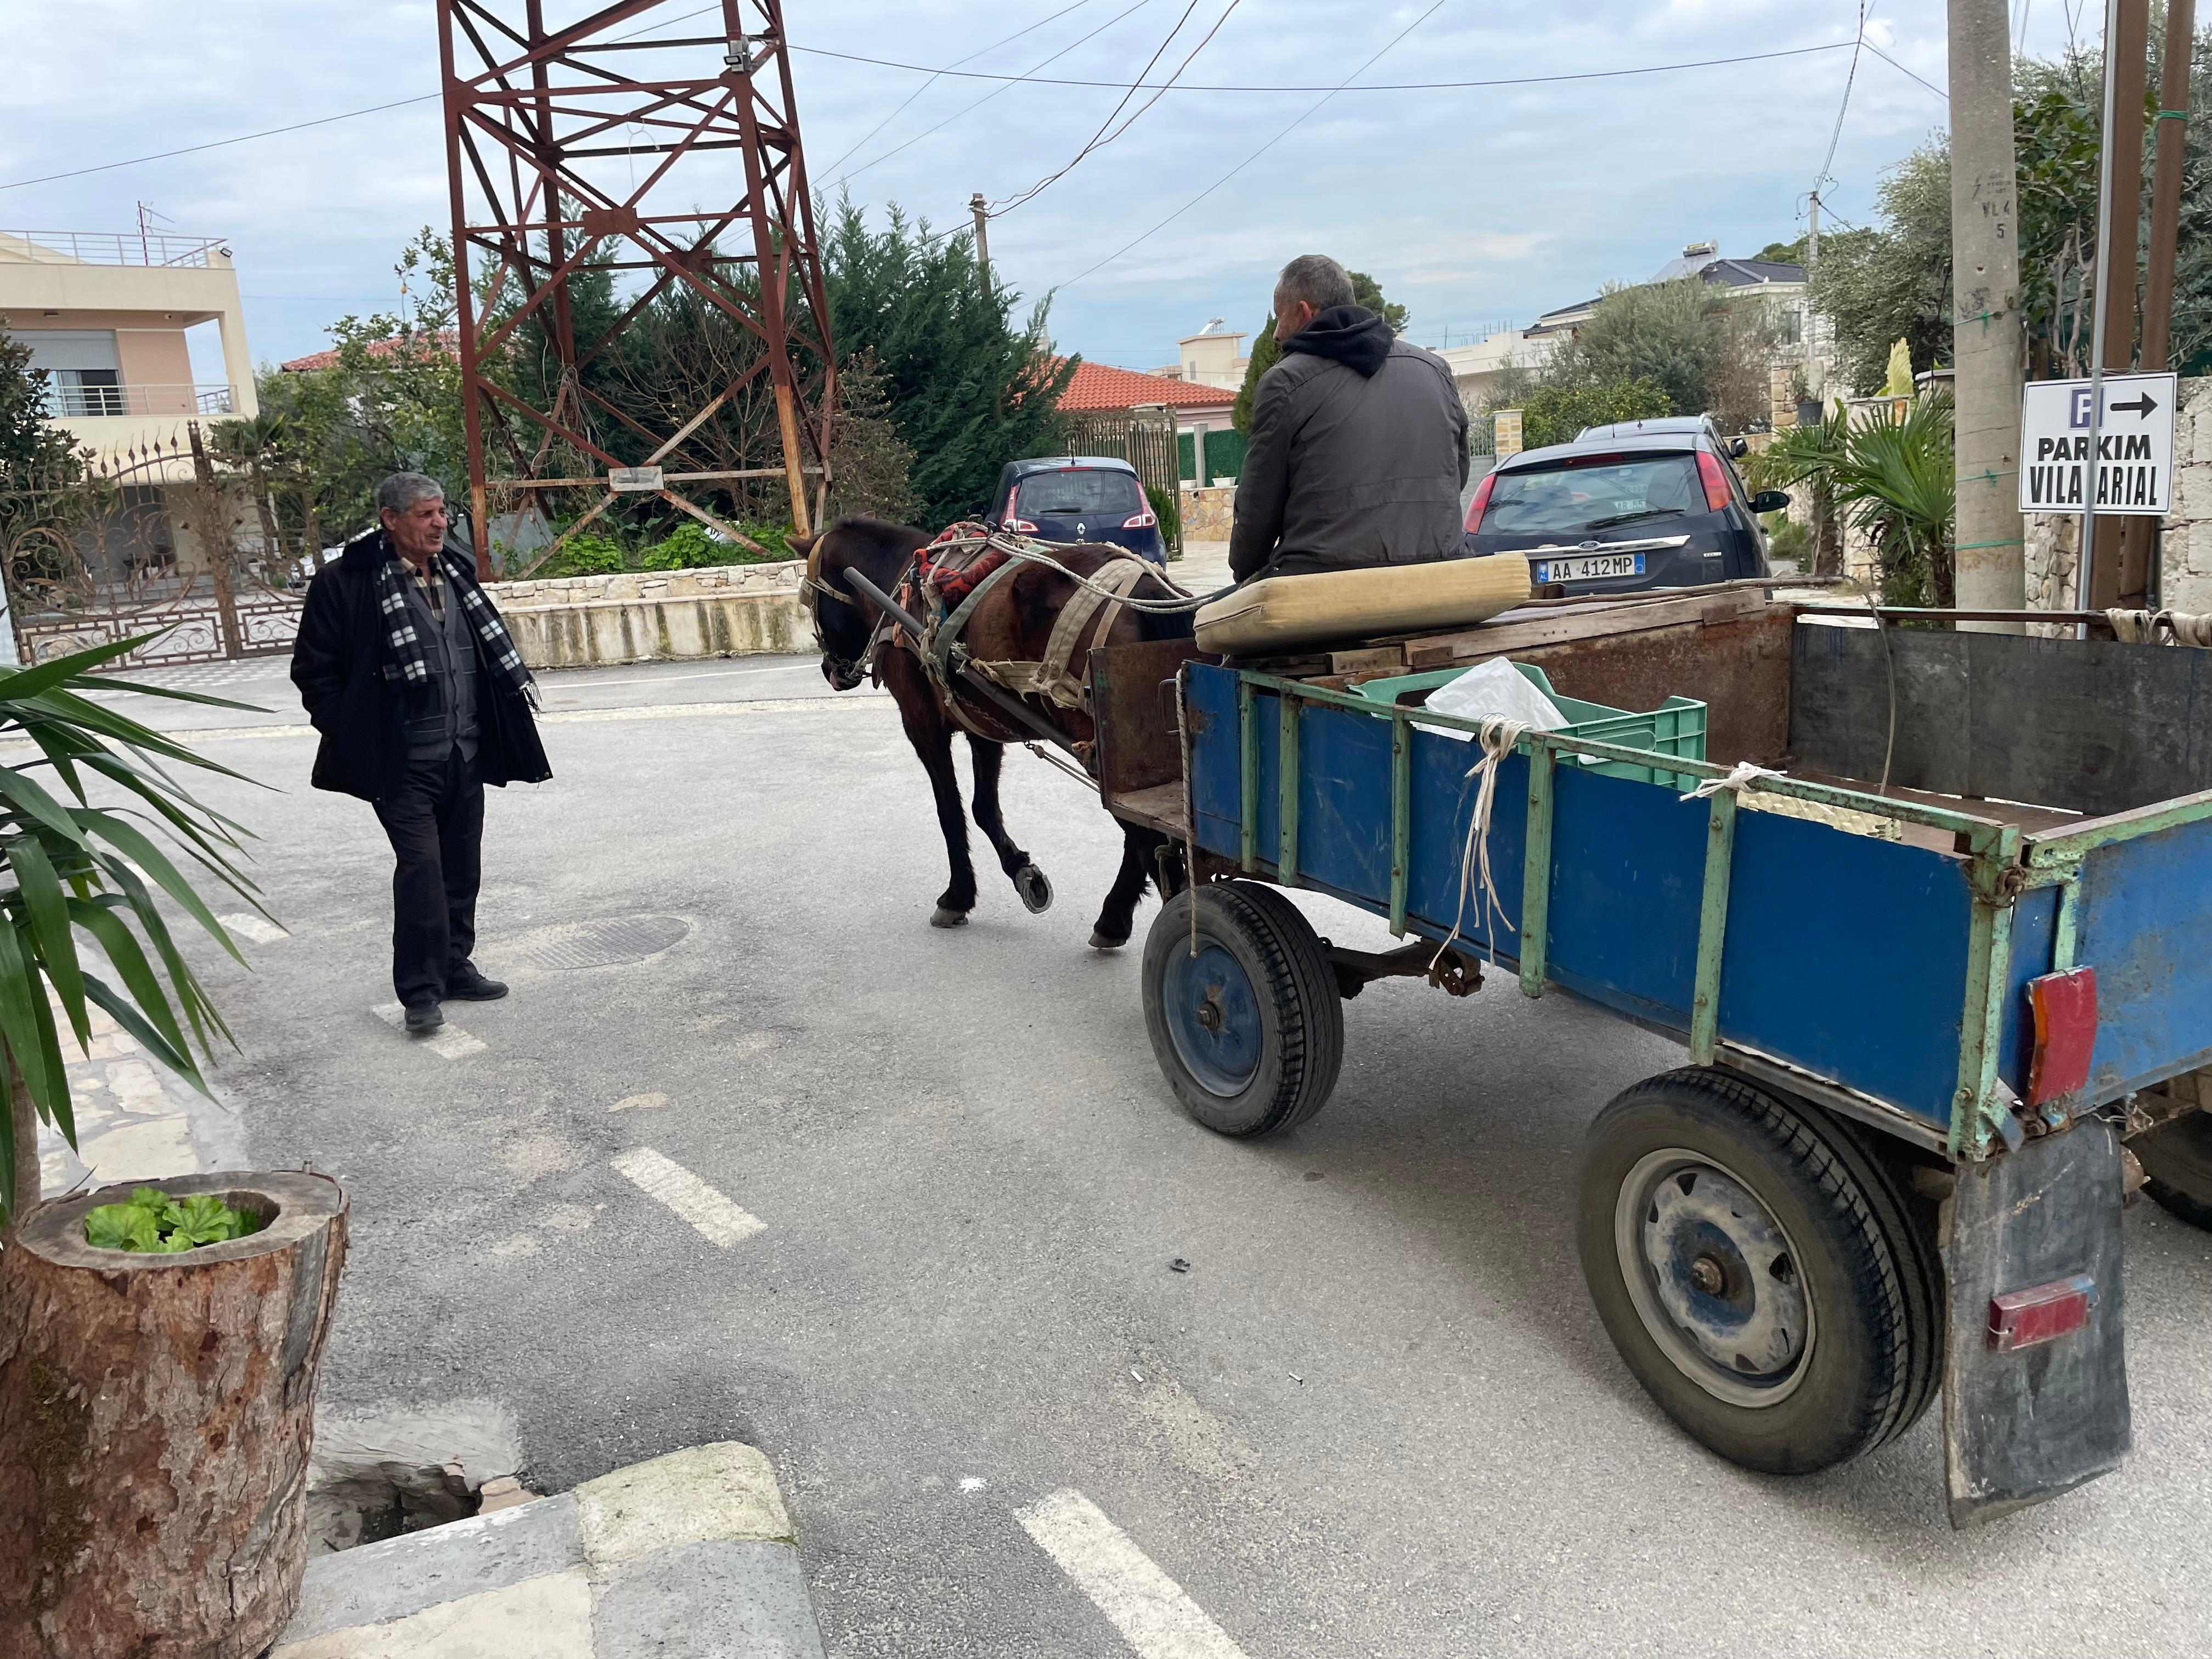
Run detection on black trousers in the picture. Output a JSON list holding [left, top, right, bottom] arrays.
[[373, 746, 484, 1008]]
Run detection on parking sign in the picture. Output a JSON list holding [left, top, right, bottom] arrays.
[[2018, 372, 2177, 516]]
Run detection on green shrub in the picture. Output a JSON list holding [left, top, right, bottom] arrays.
[[1146, 483, 1180, 555], [1765, 515, 1810, 566], [641, 519, 795, 567], [538, 531, 627, 577], [1514, 377, 1674, 450]]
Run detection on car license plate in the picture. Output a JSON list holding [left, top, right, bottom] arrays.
[[1535, 553, 1645, 584]]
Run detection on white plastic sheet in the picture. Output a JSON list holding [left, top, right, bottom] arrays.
[[1421, 658, 1567, 741]]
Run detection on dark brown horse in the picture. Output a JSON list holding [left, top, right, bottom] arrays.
[[792, 517, 1195, 948]]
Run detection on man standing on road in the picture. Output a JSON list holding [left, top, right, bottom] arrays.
[[1228, 254, 1469, 583], [290, 473, 550, 1035]]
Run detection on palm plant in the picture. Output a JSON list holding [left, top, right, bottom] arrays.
[[0, 636, 265, 1224], [1761, 394, 1956, 607]]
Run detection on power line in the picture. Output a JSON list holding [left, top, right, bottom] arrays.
[[0, 27, 1867, 197], [1816, 3, 1871, 195], [794, 37, 1858, 93], [988, 0, 1243, 218], [822, 0, 1160, 191], [816, 0, 1102, 178], [1861, 40, 1949, 99], [1057, 0, 1453, 291]]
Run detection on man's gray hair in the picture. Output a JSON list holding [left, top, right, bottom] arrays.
[[376, 472, 445, 516], [1274, 254, 1356, 315]]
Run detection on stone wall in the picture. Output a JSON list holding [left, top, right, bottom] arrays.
[[485, 559, 810, 669], [1179, 485, 1234, 541]]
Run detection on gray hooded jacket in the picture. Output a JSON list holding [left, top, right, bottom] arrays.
[[1227, 306, 1470, 582]]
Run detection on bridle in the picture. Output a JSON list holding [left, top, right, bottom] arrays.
[[803, 537, 880, 688]]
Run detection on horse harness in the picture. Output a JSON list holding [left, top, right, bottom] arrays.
[[881, 527, 1161, 740]]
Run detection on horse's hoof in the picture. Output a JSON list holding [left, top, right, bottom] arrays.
[[931, 906, 971, 929], [1088, 929, 1130, 951], [1014, 864, 1054, 914]]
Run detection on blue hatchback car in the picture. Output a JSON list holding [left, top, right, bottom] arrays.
[[987, 456, 1165, 565]]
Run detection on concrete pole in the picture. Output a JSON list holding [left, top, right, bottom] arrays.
[[2102, 0, 2154, 605], [1948, 0, 2028, 620], [970, 194, 992, 291]]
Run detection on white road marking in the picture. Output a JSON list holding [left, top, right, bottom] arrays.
[[1014, 1489, 1250, 1659], [219, 912, 288, 945], [611, 1148, 766, 1247], [370, 1003, 488, 1059]]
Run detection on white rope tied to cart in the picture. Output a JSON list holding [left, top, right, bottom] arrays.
[[1432, 717, 1527, 973], [1679, 759, 1784, 802]]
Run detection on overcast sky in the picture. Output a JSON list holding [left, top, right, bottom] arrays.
[[3, 1, 2103, 376]]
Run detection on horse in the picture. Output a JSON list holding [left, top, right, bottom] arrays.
[[791, 516, 1197, 949]]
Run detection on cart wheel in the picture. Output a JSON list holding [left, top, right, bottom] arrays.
[[2135, 1111, 2212, 1231], [1142, 882, 1344, 1137], [1577, 1068, 1939, 1475]]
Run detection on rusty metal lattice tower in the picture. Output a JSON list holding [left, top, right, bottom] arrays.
[[437, 0, 836, 574]]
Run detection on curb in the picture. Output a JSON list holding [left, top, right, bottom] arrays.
[[273, 1442, 825, 1658]]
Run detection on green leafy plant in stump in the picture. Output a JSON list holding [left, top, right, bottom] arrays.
[[83, 1184, 262, 1252], [0, 636, 266, 1226]]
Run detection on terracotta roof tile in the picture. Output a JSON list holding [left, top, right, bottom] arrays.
[[1057, 359, 1238, 412], [281, 330, 459, 373]]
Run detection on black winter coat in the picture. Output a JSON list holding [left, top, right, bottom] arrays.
[[1228, 307, 1470, 582], [290, 531, 551, 802]]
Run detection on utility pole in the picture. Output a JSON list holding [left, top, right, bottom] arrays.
[[1948, 0, 2028, 619], [970, 193, 992, 291], [2092, 0, 2152, 606], [2132, 0, 2195, 609], [1805, 189, 1822, 395]]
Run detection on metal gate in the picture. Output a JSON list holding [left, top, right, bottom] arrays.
[[1064, 407, 1183, 558], [3, 427, 315, 670]]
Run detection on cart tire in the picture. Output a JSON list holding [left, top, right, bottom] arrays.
[[1577, 1068, 1939, 1475], [2135, 1111, 2212, 1232], [1142, 882, 1344, 1137]]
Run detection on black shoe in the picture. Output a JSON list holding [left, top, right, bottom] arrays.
[[445, 965, 509, 1001], [404, 1002, 445, 1036]]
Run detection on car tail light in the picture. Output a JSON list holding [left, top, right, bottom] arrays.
[[1463, 471, 1499, 532], [1988, 1275, 2097, 1351], [1122, 509, 1156, 529], [1695, 450, 1733, 512], [1003, 516, 1039, 533], [2025, 967, 2097, 1107]]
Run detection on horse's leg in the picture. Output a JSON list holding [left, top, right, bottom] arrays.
[[967, 736, 1053, 913], [1090, 825, 1164, 950], [892, 690, 979, 927]]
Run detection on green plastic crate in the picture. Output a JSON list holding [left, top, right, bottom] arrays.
[[1349, 661, 1707, 789]]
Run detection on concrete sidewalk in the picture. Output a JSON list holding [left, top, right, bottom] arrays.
[[274, 1442, 825, 1658]]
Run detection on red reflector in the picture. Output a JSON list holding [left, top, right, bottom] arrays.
[[1988, 1275, 2097, 1351], [2026, 966, 2097, 1106]]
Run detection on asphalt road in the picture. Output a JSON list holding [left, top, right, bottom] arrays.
[[105, 652, 2212, 1658]]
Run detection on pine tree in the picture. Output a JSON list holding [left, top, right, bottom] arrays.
[[1231, 312, 1280, 435]]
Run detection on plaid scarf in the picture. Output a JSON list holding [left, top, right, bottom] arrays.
[[376, 541, 536, 704]]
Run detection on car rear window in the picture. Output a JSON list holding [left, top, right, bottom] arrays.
[[1015, 469, 1143, 518], [1482, 454, 1703, 535]]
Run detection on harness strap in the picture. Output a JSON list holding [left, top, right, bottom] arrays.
[[1035, 557, 1149, 708]]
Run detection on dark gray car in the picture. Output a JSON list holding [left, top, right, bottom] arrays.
[[1463, 416, 1788, 592]]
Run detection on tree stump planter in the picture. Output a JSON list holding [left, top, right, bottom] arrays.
[[0, 1171, 347, 1658]]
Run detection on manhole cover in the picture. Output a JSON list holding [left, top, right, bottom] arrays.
[[497, 915, 690, 971]]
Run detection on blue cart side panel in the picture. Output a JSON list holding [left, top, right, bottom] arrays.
[[1186, 664, 1975, 1130], [2000, 884, 2061, 1098], [2061, 815, 2212, 1098]]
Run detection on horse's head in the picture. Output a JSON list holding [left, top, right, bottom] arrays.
[[795, 517, 929, 691]]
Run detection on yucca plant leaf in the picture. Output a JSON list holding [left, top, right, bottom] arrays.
[[0, 761, 92, 845], [76, 811, 247, 967], [92, 870, 228, 1056], [9, 836, 89, 1048], [0, 634, 160, 702], [0, 914, 68, 1135], [70, 675, 264, 713], [69, 898, 192, 1066], [80, 970, 203, 1093]]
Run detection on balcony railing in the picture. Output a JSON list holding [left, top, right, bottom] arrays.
[[0, 229, 227, 268], [44, 382, 238, 419]]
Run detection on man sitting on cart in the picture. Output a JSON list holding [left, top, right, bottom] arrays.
[[1228, 253, 1470, 583]]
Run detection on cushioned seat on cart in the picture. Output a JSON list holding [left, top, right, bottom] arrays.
[[1193, 555, 1532, 655]]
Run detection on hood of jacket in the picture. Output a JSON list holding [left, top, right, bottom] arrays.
[[1282, 304, 1394, 378]]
